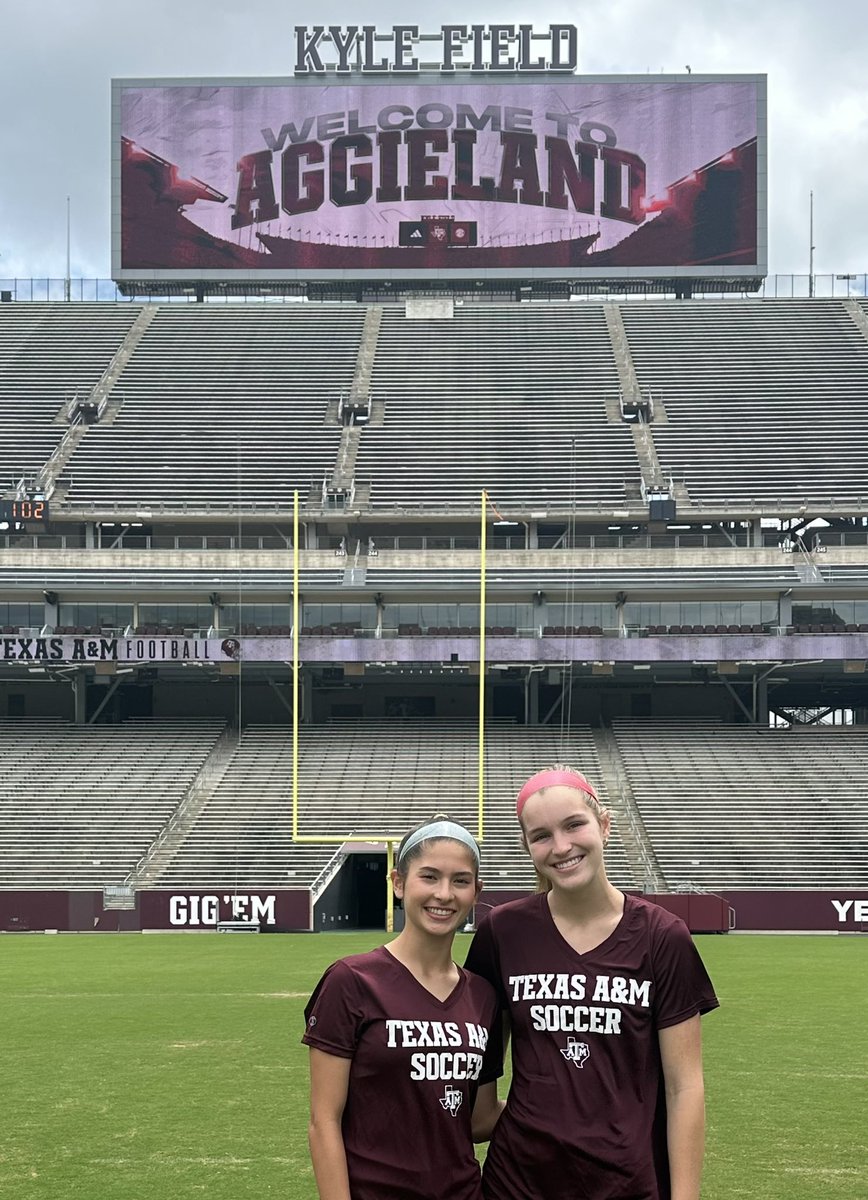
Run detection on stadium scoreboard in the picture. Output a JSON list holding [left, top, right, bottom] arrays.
[[0, 498, 48, 525], [111, 24, 766, 290]]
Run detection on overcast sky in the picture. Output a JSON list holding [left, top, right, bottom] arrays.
[[0, 0, 865, 280]]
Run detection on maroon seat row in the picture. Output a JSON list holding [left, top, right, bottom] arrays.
[[648, 624, 766, 635], [542, 625, 604, 636]]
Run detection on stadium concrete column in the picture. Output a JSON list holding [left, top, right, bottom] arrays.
[[72, 673, 86, 724], [43, 593, 58, 628], [749, 519, 762, 547], [755, 674, 769, 724], [526, 669, 540, 724], [778, 590, 793, 629], [85, 523, 96, 549]]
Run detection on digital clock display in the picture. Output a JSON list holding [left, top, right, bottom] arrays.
[[0, 498, 49, 524]]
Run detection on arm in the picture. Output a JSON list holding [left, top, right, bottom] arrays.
[[472, 1010, 511, 1142], [659, 1015, 706, 1200], [471, 1082, 504, 1143], [308, 1047, 353, 1200]]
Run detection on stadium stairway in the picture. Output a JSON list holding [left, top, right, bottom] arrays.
[[138, 722, 637, 893], [0, 718, 226, 889], [603, 304, 672, 498], [846, 298, 868, 342], [611, 719, 868, 889], [329, 306, 382, 494], [0, 302, 143, 490], [619, 299, 868, 511], [126, 722, 240, 888], [38, 307, 161, 499], [591, 726, 667, 892]]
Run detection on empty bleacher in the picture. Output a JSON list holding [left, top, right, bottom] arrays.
[[11, 298, 868, 516], [56, 305, 365, 509], [0, 719, 225, 888], [356, 304, 639, 510], [612, 719, 868, 888], [5, 715, 868, 897], [0, 303, 142, 487], [154, 722, 635, 892], [620, 300, 868, 507]]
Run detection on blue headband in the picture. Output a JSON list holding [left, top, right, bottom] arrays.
[[398, 820, 481, 867]]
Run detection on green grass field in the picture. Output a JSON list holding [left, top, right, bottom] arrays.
[[2, 933, 866, 1200]]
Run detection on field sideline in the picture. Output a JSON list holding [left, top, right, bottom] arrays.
[[1, 933, 866, 1200]]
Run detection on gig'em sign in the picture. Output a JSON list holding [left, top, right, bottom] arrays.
[[112, 74, 766, 283]]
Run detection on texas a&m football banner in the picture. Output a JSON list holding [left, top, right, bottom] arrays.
[[113, 76, 765, 282]]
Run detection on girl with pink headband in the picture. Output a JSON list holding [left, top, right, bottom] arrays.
[[465, 764, 718, 1200], [303, 816, 502, 1200]]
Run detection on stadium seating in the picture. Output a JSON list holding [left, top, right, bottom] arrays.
[[7, 298, 868, 517], [55, 305, 366, 509], [620, 299, 868, 507], [152, 721, 635, 892], [0, 718, 225, 888], [354, 304, 639, 510], [611, 719, 868, 888], [3, 296, 868, 922], [0, 302, 142, 488], [5, 714, 868, 895]]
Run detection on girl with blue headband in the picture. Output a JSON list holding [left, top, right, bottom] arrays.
[[303, 816, 503, 1200]]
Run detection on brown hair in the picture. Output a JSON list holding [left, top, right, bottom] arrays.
[[395, 813, 480, 878]]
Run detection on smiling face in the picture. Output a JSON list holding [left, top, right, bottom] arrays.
[[392, 840, 481, 938], [519, 786, 610, 894]]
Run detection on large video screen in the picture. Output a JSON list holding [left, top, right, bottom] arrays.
[[112, 76, 765, 282]]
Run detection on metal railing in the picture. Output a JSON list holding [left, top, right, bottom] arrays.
[[1, 275, 867, 303]]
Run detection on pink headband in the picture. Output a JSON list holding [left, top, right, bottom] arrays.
[[516, 770, 599, 818]]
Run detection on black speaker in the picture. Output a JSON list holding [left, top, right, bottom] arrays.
[[649, 499, 676, 521]]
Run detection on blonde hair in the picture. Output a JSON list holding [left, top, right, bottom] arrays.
[[518, 763, 606, 893]]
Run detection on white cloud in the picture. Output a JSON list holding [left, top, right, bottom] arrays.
[[0, 0, 865, 280]]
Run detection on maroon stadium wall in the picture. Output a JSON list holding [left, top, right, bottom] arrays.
[[479, 890, 733, 933], [478, 890, 868, 934], [719, 891, 868, 932], [2, 890, 866, 933], [0, 890, 311, 932]]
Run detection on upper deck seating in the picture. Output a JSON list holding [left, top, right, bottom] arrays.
[[355, 304, 639, 510], [58, 305, 365, 509], [0, 303, 142, 487], [620, 300, 868, 507]]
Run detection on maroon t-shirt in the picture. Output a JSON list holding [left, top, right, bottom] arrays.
[[303, 945, 499, 1200], [465, 893, 719, 1200]]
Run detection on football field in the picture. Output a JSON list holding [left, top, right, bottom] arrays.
[[1, 932, 866, 1200]]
